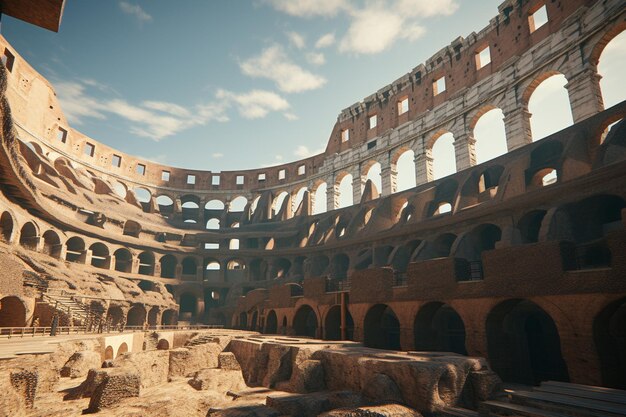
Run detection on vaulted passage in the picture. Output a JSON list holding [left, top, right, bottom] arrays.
[[324, 305, 354, 341], [0, 296, 27, 327], [364, 304, 400, 350], [487, 299, 569, 385], [594, 297, 626, 389], [265, 310, 278, 334], [293, 305, 317, 338], [414, 302, 466, 355]]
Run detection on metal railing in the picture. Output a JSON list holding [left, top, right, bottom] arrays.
[[0, 324, 224, 339]]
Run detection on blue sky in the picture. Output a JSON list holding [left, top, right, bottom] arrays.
[[2, 0, 624, 175]]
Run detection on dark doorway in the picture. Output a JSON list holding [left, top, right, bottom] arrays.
[[594, 297, 626, 389], [324, 305, 354, 340], [293, 305, 318, 337], [364, 304, 400, 350], [414, 302, 467, 354]]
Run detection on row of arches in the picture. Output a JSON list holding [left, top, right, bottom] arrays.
[[254, 296, 625, 388]]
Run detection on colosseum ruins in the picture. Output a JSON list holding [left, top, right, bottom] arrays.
[[0, 0, 625, 416]]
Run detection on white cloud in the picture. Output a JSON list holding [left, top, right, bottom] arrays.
[[284, 112, 299, 121], [55, 79, 229, 141], [315, 33, 336, 49], [339, 7, 404, 54], [240, 45, 326, 93], [119, 1, 152, 23], [395, 0, 459, 18], [294, 144, 325, 158], [266, 0, 349, 17], [287, 31, 306, 49], [306, 52, 326, 66], [212, 152, 224, 158], [216, 89, 290, 119]]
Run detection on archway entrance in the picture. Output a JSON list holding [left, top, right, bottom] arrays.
[[364, 304, 400, 350], [265, 310, 278, 334], [324, 305, 354, 340], [487, 299, 569, 385], [126, 305, 146, 326], [0, 296, 27, 327], [414, 302, 466, 355], [594, 297, 626, 389], [293, 305, 318, 338]]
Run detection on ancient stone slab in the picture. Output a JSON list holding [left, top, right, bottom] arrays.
[[319, 404, 423, 417], [60, 350, 102, 378], [218, 352, 241, 371], [112, 349, 168, 389], [85, 370, 140, 413], [9, 369, 37, 409]]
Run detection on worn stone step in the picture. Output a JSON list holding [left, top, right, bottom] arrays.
[[480, 400, 570, 417], [510, 390, 626, 417], [538, 382, 626, 405], [441, 406, 479, 417]]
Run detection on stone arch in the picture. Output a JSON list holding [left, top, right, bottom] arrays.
[[293, 304, 318, 338], [312, 181, 327, 214], [89, 242, 110, 269], [336, 171, 353, 209], [206, 218, 220, 230], [591, 23, 626, 109], [179, 293, 198, 319], [594, 297, 626, 389], [471, 106, 507, 163], [160, 255, 177, 278], [161, 309, 176, 325], [330, 253, 349, 280], [292, 186, 308, 214], [156, 195, 174, 215], [113, 248, 133, 273], [486, 299, 569, 385], [147, 306, 159, 326], [229, 196, 248, 212], [117, 342, 129, 357], [265, 310, 278, 334], [106, 306, 124, 328], [363, 160, 382, 197], [157, 339, 170, 350], [104, 346, 114, 360], [429, 131, 456, 180], [127, 305, 146, 326], [19, 221, 38, 250], [123, 220, 141, 238], [271, 191, 290, 219], [0, 211, 14, 243], [310, 255, 329, 277], [518, 210, 548, 244], [393, 148, 416, 192], [363, 304, 400, 350], [524, 71, 573, 141], [414, 302, 467, 355], [205, 199, 225, 210], [181, 256, 198, 276], [65, 236, 85, 263], [324, 305, 354, 341], [41, 230, 61, 257], [0, 296, 27, 327], [138, 251, 155, 275]]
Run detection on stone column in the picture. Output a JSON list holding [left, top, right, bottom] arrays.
[[503, 107, 533, 150], [380, 155, 397, 196], [352, 172, 364, 205], [565, 68, 604, 123], [326, 177, 339, 212], [453, 131, 476, 172], [414, 152, 433, 185]]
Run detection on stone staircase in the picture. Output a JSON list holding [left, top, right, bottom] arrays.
[[479, 381, 626, 417]]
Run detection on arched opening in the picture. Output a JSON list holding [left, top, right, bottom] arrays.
[[179, 293, 197, 320], [106, 306, 124, 328], [206, 218, 220, 230], [364, 162, 382, 197], [487, 299, 569, 385], [594, 297, 626, 389], [292, 187, 308, 214], [597, 30, 626, 109], [19, 222, 38, 250], [204, 258, 221, 281], [272, 191, 290, 218], [117, 342, 129, 357], [181, 257, 198, 276], [310, 255, 329, 277], [527, 74, 573, 141], [0, 296, 27, 327], [272, 258, 291, 279], [181, 197, 200, 224], [324, 305, 354, 340], [65, 237, 85, 263], [414, 302, 467, 355], [473, 108, 507, 163], [364, 304, 401, 350], [431, 132, 456, 180], [265, 310, 278, 334], [239, 312, 248, 329], [250, 311, 258, 331], [160, 255, 177, 278], [113, 182, 127, 199], [229, 239, 240, 250], [229, 196, 248, 212], [42, 230, 61, 257], [123, 220, 141, 237], [104, 346, 114, 360], [313, 182, 327, 214], [337, 173, 353, 208], [293, 305, 318, 338], [157, 339, 170, 350], [518, 210, 547, 244], [147, 307, 159, 326], [161, 309, 176, 325], [133, 188, 152, 212], [205, 199, 225, 210], [0, 211, 13, 243], [157, 195, 174, 215], [137, 251, 155, 276], [126, 305, 146, 326], [113, 248, 133, 273], [395, 149, 416, 192], [89, 243, 110, 269]]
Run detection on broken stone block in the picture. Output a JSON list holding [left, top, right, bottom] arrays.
[[60, 351, 102, 378], [362, 373, 403, 404], [218, 352, 241, 371], [169, 343, 222, 377], [319, 404, 423, 417], [85, 370, 140, 413], [289, 359, 325, 393], [188, 368, 247, 392], [112, 349, 168, 389], [9, 369, 38, 409], [266, 391, 364, 417]]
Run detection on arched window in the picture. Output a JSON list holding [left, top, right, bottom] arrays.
[[337, 173, 353, 208], [431, 132, 456, 180], [312, 182, 327, 214], [229, 196, 248, 212], [364, 162, 382, 197], [473, 108, 507, 163], [598, 30, 626, 109], [395, 149, 415, 192], [528, 74, 573, 141]]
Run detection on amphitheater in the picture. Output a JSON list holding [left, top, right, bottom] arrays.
[[0, 0, 625, 416]]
